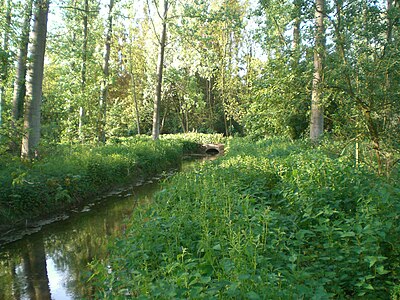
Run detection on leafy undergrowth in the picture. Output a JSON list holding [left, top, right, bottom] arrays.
[[89, 137, 400, 299], [0, 134, 222, 227]]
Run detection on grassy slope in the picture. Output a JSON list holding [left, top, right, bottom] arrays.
[[0, 134, 224, 229], [90, 137, 400, 299]]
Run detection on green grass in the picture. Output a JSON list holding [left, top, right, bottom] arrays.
[[0, 134, 223, 227], [89, 137, 400, 299]]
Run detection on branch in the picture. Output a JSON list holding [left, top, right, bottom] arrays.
[[59, 6, 99, 13], [146, 0, 161, 44]]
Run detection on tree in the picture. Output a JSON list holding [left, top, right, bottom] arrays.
[[243, 0, 310, 139], [21, 0, 50, 159], [0, 0, 11, 128], [310, 0, 325, 142], [10, 0, 33, 153], [151, 0, 169, 140], [98, 0, 114, 143], [324, 0, 400, 173], [79, 0, 90, 141]]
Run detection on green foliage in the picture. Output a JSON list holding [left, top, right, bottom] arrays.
[[0, 134, 221, 226], [90, 137, 400, 299], [243, 55, 311, 140]]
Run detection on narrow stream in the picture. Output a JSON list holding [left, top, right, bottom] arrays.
[[0, 155, 216, 300]]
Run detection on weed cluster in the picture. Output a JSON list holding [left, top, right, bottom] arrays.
[[90, 137, 400, 299]]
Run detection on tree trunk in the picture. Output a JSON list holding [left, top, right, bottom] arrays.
[[386, 0, 393, 43], [0, 0, 11, 128], [129, 48, 141, 135], [11, 0, 33, 151], [79, 0, 89, 142], [310, 0, 325, 142], [21, 0, 50, 159], [152, 0, 168, 140], [10, 0, 33, 154], [292, 0, 301, 62], [98, 0, 114, 143]]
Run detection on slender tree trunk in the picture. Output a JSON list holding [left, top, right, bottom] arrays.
[[129, 49, 141, 134], [310, 0, 325, 142], [9, 0, 32, 153], [98, 0, 114, 143], [246, 43, 252, 97], [79, 0, 89, 142], [206, 77, 214, 128], [387, 0, 393, 42], [11, 0, 33, 153], [152, 0, 168, 140], [292, 0, 301, 63], [0, 0, 11, 128], [220, 23, 229, 137], [292, 17, 300, 51], [21, 0, 50, 159], [221, 66, 228, 136]]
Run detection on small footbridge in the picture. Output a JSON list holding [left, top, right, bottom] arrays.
[[202, 143, 224, 155]]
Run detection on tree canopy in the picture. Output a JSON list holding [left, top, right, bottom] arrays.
[[0, 0, 398, 169]]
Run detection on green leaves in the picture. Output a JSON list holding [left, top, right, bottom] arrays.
[[0, 135, 203, 226], [89, 137, 400, 298]]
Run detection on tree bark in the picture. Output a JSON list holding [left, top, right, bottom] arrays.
[[21, 0, 50, 159], [310, 0, 325, 142], [292, 0, 301, 64], [79, 0, 89, 142], [12, 0, 33, 122], [129, 47, 141, 135], [10, 0, 33, 153], [152, 0, 168, 140], [98, 0, 114, 143], [292, 0, 301, 52], [131, 73, 141, 135], [0, 0, 11, 128]]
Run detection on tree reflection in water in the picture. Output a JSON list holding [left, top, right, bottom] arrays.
[[0, 181, 160, 299], [0, 157, 210, 299]]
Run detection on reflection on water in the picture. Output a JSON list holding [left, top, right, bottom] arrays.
[[0, 155, 216, 299], [0, 180, 160, 300]]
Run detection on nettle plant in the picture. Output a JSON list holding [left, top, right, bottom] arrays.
[[90, 137, 400, 299]]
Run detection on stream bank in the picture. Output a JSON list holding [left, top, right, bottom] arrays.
[[0, 137, 202, 236], [0, 154, 218, 299]]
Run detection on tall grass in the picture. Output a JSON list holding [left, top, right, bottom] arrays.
[[90, 137, 400, 299]]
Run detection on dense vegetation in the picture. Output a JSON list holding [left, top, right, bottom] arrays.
[[90, 138, 400, 299], [0, 133, 223, 228], [0, 1, 399, 157], [0, 0, 399, 298]]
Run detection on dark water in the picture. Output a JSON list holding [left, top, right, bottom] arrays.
[[0, 156, 215, 300]]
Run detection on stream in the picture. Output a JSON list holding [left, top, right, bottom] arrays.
[[0, 155, 215, 300]]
